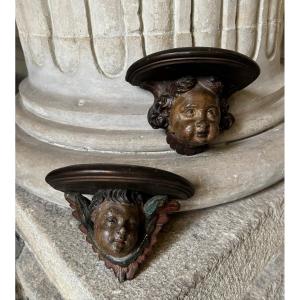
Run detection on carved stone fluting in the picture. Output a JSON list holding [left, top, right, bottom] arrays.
[[16, 1, 284, 210], [16, 0, 283, 153]]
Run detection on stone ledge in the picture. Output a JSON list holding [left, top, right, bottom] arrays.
[[16, 246, 62, 300], [16, 182, 283, 299], [16, 76, 283, 152], [16, 246, 283, 300], [16, 123, 284, 211], [243, 252, 283, 300]]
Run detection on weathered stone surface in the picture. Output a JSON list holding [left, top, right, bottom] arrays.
[[16, 247, 62, 300], [16, 78, 283, 152], [16, 28, 27, 94], [16, 123, 284, 211], [15, 1, 284, 299], [16, 182, 283, 300], [243, 253, 284, 300], [16, 245, 284, 300], [15, 232, 25, 259], [16, 246, 62, 300], [16, 0, 283, 86], [16, 274, 27, 300], [16, 244, 284, 300], [15, 0, 284, 152], [15, 0, 284, 211]]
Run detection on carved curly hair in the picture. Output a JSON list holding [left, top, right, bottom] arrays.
[[89, 189, 144, 213], [147, 76, 234, 132]]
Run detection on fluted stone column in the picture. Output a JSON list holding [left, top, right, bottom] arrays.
[[16, 2, 284, 299], [16, 0, 284, 211]]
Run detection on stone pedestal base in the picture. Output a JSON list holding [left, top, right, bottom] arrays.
[[15, 0, 284, 211], [17, 246, 283, 300], [16, 0, 284, 297], [16, 123, 283, 212], [16, 182, 283, 299]]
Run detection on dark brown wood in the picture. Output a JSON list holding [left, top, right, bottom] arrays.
[[126, 47, 260, 96], [45, 164, 194, 282], [45, 163, 194, 199], [103, 200, 180, 281], [126, 47, 260, 155]]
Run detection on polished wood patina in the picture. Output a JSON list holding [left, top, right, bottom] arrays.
[[46, 164, 194, 282], [126, 47, 260, 155]]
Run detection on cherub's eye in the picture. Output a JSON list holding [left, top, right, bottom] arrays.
[[107, 216, 116, 224], [207, 108, 217, 120], [184, 108, 195, 117]]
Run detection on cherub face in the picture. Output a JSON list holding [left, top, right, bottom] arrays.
[[92, 200, 143, 258], [168, 85, 220, 146]]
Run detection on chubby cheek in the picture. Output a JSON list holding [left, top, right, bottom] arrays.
[[95, 225, 114, 245], [171, 119, 195, 141], [180, 124, 194, 140], [207, 123, 219, 142], [103, 228, 114, 243]]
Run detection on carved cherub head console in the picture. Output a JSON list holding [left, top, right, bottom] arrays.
[[126, 47, 260, 155], [90, 189, 145, 258], [46, 164, 194, 282]]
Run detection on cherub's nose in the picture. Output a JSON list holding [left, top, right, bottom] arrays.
[[117, 226, 126, 239], [196, 120, 208, 131]]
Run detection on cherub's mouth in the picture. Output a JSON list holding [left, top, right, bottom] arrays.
[[114, 238, 126, 245], [196, 130, 208, 138]]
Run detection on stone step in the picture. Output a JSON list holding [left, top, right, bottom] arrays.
[[16, 123, 284, 211], [243, 253, 283, 300], [16, 246, 63, 300], [16, 245, 283, 300], [16, 75, 284, 151], [16, 182, 283, 300]]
